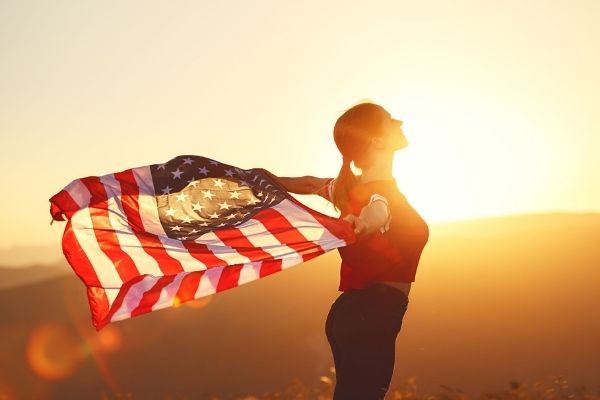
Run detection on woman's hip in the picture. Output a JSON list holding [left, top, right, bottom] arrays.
[[326, 283, 409, 338]]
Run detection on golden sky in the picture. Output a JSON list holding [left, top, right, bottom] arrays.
[[0, 0, 598, 249]]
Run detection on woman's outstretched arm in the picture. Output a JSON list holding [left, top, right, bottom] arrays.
[[257, 168, 330, 196]]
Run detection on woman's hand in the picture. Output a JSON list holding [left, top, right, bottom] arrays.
[[342, 214, 369, 238], [342, 198, 390, 238]]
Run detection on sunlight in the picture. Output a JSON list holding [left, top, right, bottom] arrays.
[[381, 89, 550, 223]]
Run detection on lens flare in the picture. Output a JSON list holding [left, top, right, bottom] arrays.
[[0, 378, 16, 400], [184, 294, 213, 309], [94, 325, 122, 353], [26, 322, 84, 381]]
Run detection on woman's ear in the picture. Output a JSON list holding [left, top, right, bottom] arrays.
[[370, 136, 386, 150]]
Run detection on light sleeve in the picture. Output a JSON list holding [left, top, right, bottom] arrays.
[[367, 193, 392, 233], [327, 178, 336, 202]]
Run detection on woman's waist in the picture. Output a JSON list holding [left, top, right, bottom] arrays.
[[374, 280, 411, 298]]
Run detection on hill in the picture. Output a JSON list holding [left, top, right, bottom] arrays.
[[0, 212, 598, 399]]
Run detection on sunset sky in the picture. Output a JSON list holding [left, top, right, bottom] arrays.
[[1, 0, 598, 249]]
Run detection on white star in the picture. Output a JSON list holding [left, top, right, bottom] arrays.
[[161, 185, 173, 195], [199, 222, 209, 226], [190, 228, 199, 234], [182, 157, 194, 165], [265, 184, 272, 189], [259, 179, 265, 186], [187, 177, 198, 187], [229, 190, 241, 199], [157, 163, 167, 170], [171, 168, 183, 179], [180, 215, 192, 224], [201, 189, 215, 200], [170, 225, 182, 232], [198, 166, 209, 175], [257, 191, 263, 197], [224, 169, 235, 177], [252, 176, 258, 182], [180, 236, 188, 240], [165, 207, 177, 217], [225, 214, 237, 220], [247, 197, 260, 205], [176, 192, 188, 202], [209, 160, 219, 165], [208, 212, 219, 219], [239, 180, 249, 187], [212, 178, 226, 189], [218, 201, 232, 210], [191, 202, 205, 212], [217, 222, 226, 227]]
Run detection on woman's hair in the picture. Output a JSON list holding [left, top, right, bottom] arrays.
[[331, 101, 391, 213]]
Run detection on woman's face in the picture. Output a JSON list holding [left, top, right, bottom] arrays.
[[383, 116, 408, 151]]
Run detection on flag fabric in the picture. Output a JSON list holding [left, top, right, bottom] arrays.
[[49, 154, 356, 331]]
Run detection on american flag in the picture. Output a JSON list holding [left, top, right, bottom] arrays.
[[49, 155, 356, 331]]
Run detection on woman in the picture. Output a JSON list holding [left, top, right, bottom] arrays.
[[261, 101, 429, 399]]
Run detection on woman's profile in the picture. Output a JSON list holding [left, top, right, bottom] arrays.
[[261, 101, 430, 399]]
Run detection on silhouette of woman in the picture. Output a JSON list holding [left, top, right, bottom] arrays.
[[261, 101, 429, 399]]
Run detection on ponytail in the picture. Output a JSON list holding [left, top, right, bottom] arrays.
[[330, 100, 390, 213], [331, 156, 358, 214]]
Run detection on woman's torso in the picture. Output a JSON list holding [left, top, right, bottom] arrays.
[[334, 178, 429, 298]]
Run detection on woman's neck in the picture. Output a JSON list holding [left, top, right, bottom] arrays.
[[359, 154, 394, 183]]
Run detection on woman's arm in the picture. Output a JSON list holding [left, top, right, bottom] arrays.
[[343, 199, 390, 238], [258, 168, 330, 195]]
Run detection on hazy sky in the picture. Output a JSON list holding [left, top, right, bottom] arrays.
[[1, 0, 598, 249]]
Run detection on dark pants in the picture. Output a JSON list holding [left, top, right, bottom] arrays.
[[325, 282, 410, 400]]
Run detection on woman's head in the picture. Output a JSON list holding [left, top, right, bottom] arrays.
[[330, 101, 406, 212]]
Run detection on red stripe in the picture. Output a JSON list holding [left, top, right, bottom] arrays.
[[130, 275, 178, 318], [252, 207, 325, 260], [302, 203, 355, 244], [213, 226, 275, 262], [60, 203, 102, 287], [95, 274, 148, 331], [215, 265, 244, 292], [87, 286, 110, 331], [49, 189, 77, 220], [80, 176, 140, 283], [182, 240, 228, 268], [174, 271, 203, 304], [114, 170, 184, 275], [257, 258, 283, 278]]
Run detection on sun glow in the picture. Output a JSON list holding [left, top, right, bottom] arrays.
[[381, 90, 556, 223]]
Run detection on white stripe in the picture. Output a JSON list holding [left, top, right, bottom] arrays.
[[99, 174, 164, 277], [233, 215, 304, 262], [281, 253, 305, 269], [194, 266, 224, 298], [132, 166, 208, 272], [237, 261, 263, 285], [64, 179, 92, 208], [109, 275, 157, 322], [193, 230, 252, 266], [65, 185, 124, 289], [103, 288, 120, 306], [152, 273, 187, 311], [271, 198, 349, 251]]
